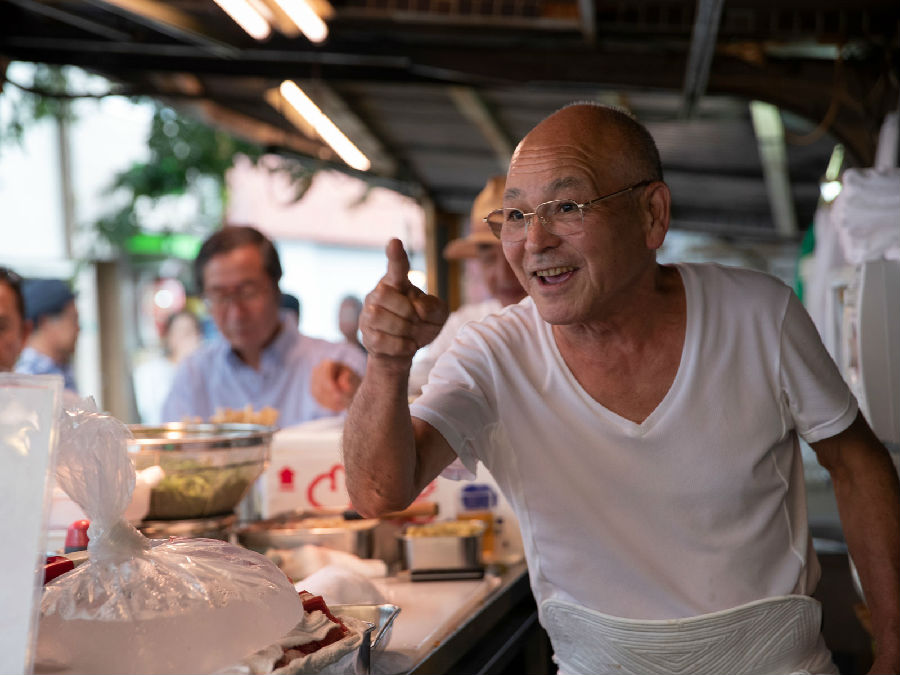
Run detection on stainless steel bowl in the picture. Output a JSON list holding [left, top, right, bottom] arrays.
[[237, 517, 379, 558], [128, 423, 276, 520]]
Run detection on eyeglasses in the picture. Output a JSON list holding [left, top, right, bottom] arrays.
[[203, 282, 268, 309], [484, 180, 654, 242]]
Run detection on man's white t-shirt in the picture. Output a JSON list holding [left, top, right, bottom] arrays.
[[410, 263, 857, 620], [408, 298, 502, 396]]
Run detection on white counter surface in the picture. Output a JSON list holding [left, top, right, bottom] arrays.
[[369, 573, 501, 673]]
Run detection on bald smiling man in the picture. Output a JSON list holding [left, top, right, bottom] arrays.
[[343, 103, 899, 675]]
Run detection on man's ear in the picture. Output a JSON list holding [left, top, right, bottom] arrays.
[[643, 181, 671, 251], [22, 318, 33, 343]]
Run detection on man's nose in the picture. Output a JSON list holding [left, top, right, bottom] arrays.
[[523, 213, 559, 250], [223, 299, 249, 320]]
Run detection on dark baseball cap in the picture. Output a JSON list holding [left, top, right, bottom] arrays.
[[22, 278, 77, 322]]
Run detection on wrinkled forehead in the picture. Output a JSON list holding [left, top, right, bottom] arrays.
[[505, 143, 603, 203]]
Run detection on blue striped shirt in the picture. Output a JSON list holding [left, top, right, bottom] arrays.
[[160, 319, 366, 427]]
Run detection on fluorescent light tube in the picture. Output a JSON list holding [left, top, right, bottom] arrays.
[[213, 0, 271, 40], [280, 81, 371, 171], [271, 0, 328, 42]]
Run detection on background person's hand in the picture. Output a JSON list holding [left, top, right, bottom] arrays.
[[311, 359, 361, 412], [360, 239, 447, 367]]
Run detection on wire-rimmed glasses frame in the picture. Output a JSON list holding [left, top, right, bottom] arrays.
[[483, 179, 654, 242], [203, 281, 270, 310]]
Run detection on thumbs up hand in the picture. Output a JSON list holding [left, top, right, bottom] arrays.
[[360, 239, 448, 364]]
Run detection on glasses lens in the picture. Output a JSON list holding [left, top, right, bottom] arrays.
[[485, 210, 506, 239], [537, 200, 583, 236], [205, 282, 267, 309], [497, 209, 528, 242]]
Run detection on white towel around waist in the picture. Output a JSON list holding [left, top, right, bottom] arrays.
[[541, 594, 838, 675]]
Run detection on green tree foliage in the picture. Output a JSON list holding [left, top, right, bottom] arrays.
[[94, 102, 266, 250], [0, 63, 75, 148]]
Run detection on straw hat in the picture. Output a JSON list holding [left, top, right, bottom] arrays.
[[443, 175, 505, 260]]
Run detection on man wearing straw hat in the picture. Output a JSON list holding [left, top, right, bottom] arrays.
[[408, 176, 526, 395]]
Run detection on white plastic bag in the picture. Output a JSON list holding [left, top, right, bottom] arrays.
[[36, 399, 302, 674]]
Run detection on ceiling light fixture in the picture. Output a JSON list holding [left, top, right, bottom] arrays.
[[279, 81, 371, 171], [270, 0, 328, 42], [212, 0, 271, 40]]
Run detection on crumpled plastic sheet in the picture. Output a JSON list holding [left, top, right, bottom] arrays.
[[37, 399, 302, 674]]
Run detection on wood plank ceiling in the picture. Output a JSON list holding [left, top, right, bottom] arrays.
[[1, 0, 898, 242]]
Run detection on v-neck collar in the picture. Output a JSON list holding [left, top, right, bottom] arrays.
[[544, 264, 695, 435]]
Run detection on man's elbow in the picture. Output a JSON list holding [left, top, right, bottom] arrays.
[[350, 489, 413, 519]]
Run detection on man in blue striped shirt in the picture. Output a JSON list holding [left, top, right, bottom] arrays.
[[161, 225, 366, 427]]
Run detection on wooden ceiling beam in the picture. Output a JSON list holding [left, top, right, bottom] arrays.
[[5, 0, 130, 41], [82, 0, 241, 58], [1, 31, 892, 164], [680, 0, 725, 118], [448, 86, 514, 171]]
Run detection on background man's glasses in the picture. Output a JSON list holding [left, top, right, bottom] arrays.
[[203, 282, 267, 309], [484, 180, 653, 242]]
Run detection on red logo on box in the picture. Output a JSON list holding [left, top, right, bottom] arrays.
[[279, 466, 295, 491], [307, 464, 348, 508]]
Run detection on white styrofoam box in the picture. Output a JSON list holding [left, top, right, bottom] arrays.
[[255, 418, 350, 519], [254, 418, 523, 563]]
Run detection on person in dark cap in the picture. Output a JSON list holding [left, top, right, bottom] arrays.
[[15, 278, 80, 392], [0, 267, 31, 372]]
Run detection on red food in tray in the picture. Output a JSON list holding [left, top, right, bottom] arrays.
[[273, 591, 351, 668]]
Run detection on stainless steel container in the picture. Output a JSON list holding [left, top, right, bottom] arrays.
[[128, 423, 275, 520], [398, 520, 485, 570], [237, 517, 379, 558], [139, 513, 237, 541]]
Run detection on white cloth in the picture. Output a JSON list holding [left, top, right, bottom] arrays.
[[542, 595, 837, 675], [831, 167, 900, 264], [411, 263, 857, 622], [805, 203, 848, 349], [295, 563, 386, 605], [271, 546, 387, 586], [408, 298, 502, 396]]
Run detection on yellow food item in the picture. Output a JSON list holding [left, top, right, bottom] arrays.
[[208, 405, 279, 426], [297, 517, 347, 529], [405, 521, 483, 538]]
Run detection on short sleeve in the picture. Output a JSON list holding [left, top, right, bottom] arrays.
[[409, 324, 499, 475], [779, 291, 858, 443]]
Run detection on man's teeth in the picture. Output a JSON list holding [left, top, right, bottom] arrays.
[[536, 266, 575, 277]]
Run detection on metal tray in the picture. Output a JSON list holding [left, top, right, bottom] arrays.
[[332, 604, 401, 675]]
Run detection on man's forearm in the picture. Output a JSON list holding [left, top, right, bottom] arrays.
[[343, 359, 419, 517], [833, 448, 900, 669]]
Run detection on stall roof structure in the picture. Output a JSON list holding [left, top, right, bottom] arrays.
[[2, 0, 898, 242]]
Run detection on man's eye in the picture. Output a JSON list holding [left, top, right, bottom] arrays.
[[505, 209, 525, 223], [556, 201, 579, 214]]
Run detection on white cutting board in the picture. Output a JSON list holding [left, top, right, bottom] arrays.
[[372, 574, 500, 659]]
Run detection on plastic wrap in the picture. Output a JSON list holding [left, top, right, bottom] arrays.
[[36, 399, 302, 674]]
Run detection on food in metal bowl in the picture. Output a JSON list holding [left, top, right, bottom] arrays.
[[128, 423, 275, 520], [398, 519, 486, 571]]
